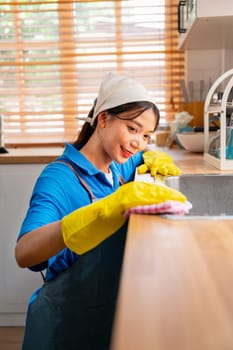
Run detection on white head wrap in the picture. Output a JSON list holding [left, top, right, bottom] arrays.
[[86, 72, 156, 126]]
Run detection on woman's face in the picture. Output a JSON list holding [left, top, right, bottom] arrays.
[[97, 108, 157, 164]]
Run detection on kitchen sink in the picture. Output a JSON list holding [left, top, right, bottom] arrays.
[[164, 174, 233, 219]]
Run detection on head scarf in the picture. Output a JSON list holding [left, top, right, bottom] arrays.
[[86, 72, 156, 126]]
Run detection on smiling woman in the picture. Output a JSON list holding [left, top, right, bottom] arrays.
[[0, 0, 184, 147], [14, 72, 187, 350], [75, 72, 160, 158]]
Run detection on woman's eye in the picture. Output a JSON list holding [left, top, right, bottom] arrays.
[[128, 126, 137, 133], [144, 135, 151, 141]]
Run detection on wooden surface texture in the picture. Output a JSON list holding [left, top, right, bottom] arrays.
[[111, 152, 233, 350]]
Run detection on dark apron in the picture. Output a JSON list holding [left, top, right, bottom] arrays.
[[22, 162, 127, 350]]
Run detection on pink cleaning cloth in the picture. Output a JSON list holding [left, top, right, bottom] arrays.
[[124, 201, 192, 218]]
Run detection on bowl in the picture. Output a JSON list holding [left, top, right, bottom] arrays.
[[176, 132, 205, 152]]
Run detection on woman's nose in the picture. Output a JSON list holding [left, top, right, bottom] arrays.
[[131, 134, 144, 149]]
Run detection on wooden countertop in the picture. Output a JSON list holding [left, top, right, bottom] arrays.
[[111, 150, 233, 350], [0, 147, 64, 164]]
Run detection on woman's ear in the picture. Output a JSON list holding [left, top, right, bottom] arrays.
[[98, 112, 108, 128]]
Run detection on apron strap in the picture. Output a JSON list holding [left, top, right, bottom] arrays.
[[55, 159, 126, 195], [55, 159, 96, 201], [119, 175, 125, 185]]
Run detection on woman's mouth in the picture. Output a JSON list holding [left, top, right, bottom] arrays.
[[120, 146, 134, 158]]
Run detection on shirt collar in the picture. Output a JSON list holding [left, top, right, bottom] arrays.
[[62, 143, 105, 176]]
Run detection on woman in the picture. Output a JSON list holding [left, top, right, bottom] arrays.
[[15, 72, 185, 350]]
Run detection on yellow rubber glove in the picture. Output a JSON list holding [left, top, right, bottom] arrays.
[[62, 181, 186, 255], [138, 150, 182, 177]]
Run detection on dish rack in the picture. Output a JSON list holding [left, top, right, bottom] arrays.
[[204, 68, 233, 170]]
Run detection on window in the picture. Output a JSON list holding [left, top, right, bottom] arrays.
[[0, 0, 184, 147]]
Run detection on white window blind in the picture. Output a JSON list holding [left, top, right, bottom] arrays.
[[0, 0, 184, 147]]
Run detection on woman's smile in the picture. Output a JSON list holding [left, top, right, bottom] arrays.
[[120, 146, 135, 158]]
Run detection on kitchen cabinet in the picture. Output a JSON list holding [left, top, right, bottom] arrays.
[[178, 0, 233, 50], [0, 164, 44, 326]]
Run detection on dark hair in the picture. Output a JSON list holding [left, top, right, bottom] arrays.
[[73, 101, 160, 147]]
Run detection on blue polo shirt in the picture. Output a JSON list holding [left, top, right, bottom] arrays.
[[18, 143, 143, 286]]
